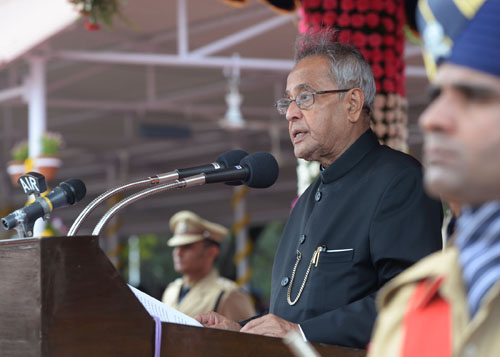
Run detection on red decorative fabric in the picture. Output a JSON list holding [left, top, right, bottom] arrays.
[[299, 0, 406, 97], [401, 277, 452, 357], [299, 0, 409, 150]]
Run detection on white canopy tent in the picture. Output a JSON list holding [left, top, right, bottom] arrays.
[[0, 0, 429, 239]]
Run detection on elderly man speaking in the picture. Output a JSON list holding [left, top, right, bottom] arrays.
[[197, 30, 442, 349]]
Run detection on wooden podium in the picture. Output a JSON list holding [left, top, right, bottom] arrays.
[[0, 236, 365, 357]]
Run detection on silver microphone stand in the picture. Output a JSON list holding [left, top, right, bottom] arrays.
[[91, 175, 206, 236], [67, 172, 178, 236]]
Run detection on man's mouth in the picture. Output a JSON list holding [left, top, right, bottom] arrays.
[[292, 129, 308, 141], [425, 147, 455, 164], [423, 134, 462, 167]]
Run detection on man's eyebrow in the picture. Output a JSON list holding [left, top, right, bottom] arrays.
[[428, 82, 500, 101], [451, 83, 500, 99], [285, 83, 315, 96]]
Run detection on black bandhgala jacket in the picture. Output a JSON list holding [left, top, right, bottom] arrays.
[[269, 129, 443, 348]]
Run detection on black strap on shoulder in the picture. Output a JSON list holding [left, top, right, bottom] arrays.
[[213, 290, 225, 312], [178, 284, 190, 304]]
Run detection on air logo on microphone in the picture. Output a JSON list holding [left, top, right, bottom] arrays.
[[18, 172, 47, 196]]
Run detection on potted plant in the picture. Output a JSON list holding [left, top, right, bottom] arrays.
[[6, 132, 64, 186], [68, 0, 126, 31], [35, 132, 63, 182], [6, 140, 28, 186]]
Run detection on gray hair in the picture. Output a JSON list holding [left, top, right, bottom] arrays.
[[294, 30, 376, 111]]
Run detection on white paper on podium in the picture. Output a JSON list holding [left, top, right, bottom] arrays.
[[129, 285, 202, 327]]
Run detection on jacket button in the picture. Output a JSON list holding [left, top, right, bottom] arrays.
[[281, 277, 289, 286], [299, 234, 306, 244], [315, 190, 322, 201]]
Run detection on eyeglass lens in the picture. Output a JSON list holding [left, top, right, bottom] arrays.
[[276, 91, 315, 115]]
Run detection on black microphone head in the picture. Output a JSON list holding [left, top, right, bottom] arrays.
[[59, 179, 87, 205], [240, 152, 279, 188], [215, 149, 248, 168]]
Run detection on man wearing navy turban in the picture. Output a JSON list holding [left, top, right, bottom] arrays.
[[369, 1, 500, 356]]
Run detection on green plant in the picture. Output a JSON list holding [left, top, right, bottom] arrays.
[[69, 0, 127, 30], [41, 132, 63, 156], [119, 234, 178, 299], [250, 220, 286, 304], [10, 140, 28, 161], [10, 132, 64, 161]]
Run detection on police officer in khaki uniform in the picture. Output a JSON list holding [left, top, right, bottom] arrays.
[[369, 1, 500, 356], [161, 211, 255, 321]]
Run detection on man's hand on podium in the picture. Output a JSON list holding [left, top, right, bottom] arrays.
[[195, 311, 241, 331], [240, 314, 300, 338], [196, 312, 300, 339]]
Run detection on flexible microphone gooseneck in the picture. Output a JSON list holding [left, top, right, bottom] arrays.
[[91, 152, 279, 236], [67, 149, 248, 236], [176, 149, 249, 179]]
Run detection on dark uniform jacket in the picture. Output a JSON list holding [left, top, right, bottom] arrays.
[[269, 129, 442, 348]]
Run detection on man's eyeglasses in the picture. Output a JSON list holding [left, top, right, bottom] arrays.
[[275, 89, 352, 115]]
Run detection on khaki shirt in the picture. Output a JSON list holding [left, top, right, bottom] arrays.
[[161, 269, 255, 321], [369, 247, 500, 357]]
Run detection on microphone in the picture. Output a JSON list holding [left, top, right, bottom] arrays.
[[2, 179, 87, 231], [163, 149, 249, 181], [204, 152, 279, 188], [67, 149, 248, 236], [91, 152, 279, 236]]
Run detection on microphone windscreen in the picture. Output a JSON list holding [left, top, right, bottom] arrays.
[[240, 152, 279, 188], [216, 149, 248, 168], [61, 179, 87, 204]]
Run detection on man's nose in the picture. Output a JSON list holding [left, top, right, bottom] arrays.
[[286, 100, 302, 122], [419, 96, 456, 133]]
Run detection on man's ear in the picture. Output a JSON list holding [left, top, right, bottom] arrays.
[[345, 88, 365, 123], [207, 245, 220, 262]]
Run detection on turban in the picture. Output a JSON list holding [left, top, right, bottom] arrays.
[[416, 0, 500, 77]]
